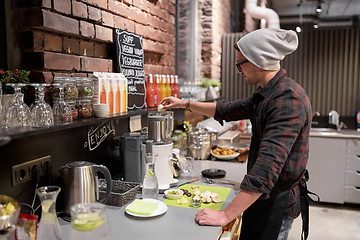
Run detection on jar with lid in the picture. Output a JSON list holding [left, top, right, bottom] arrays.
[[76, 99, 93, 118], [52, 77, 79, 100], [75, 77, 95, 98], [65, 100, 78, 120]]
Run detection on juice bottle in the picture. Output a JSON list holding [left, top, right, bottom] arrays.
[[154, 74, 161, 106], [165, 75, 172, 97], [122, 77, 127, 113], [100, 77, 107, 104], [160, 74, 167, 101], [108, 78, 114, 114], [115, 76, 121, 114], [170, 75, 175, 97], [146, 74, 155, 108], [174, 75, 180, 99]]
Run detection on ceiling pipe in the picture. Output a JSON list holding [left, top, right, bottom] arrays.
[[245, 0, 280, 29]]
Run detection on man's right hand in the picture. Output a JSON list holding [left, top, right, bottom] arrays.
[[160, 97, 186, 110]]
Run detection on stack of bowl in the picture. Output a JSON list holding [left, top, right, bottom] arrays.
[[93, 104, 109, 118]]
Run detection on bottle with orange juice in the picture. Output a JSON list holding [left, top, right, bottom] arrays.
[[174, 75, 180, 99], [165, 75, 172, 98], [146, 74, 155, 108], [154, 74, 161, 106], [115, 76, 121, 114], [160, 74, 167, 101]]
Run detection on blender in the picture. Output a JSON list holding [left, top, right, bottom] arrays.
[[143, 111, 174, 191]]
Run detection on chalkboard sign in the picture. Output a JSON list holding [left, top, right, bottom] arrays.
[[114, 29, 146, 109]]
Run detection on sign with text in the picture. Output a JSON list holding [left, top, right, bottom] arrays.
[[114, 29, 146, 109], [85, 120, 116, 151]]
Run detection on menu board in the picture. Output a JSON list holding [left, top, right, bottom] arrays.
[[114, 29, 146, 109]]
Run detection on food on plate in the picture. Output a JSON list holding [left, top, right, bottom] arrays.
[[201, 196, 212, 203], [177, 197, 188, 205], [193, 189, 201, 196], [0, 202, 16, 216], [212, 147, 236, 156], [167, 190, 181, 195]]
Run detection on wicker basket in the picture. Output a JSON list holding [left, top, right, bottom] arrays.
[[99, 179, 140, 207]]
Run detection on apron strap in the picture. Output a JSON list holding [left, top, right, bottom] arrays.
[[299, 170, 320, 240]]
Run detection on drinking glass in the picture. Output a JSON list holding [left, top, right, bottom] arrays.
[[30, 83, 54, 127], [5, 83, 32, 128], [69, 203, 110, 240], [52, 84, 72, 125], [182, 156, 194, 174], [0, 85, 4, 128]]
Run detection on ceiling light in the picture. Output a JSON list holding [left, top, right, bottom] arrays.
[[313, 24, 319, 29], [296, 26, 302, 33], [316, 4, 322, 13]]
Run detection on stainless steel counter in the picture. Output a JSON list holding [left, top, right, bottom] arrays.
[[59, 160, 247, 240], [310, 128, 360, 139]]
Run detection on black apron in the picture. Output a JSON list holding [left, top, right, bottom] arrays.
[[240, 132, 319, 240]]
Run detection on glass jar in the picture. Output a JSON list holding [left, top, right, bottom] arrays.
[[75, 77, 95, 98], [65, 100, 78, 120], [52, 77, 79, 100], [76, 99, 93, 118]]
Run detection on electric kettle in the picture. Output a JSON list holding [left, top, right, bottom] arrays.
[[59, 161, 112, 215]]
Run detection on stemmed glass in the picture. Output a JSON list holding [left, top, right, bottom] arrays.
[[5, 83, 32, 128], [30, 83, 54, 127], [52, 84, 72, 125], [0, 85, 4, 128]]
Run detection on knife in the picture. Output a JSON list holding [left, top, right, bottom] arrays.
[[177, 178, 199, 188]]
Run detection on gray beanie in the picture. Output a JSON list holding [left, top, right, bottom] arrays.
[[236, 28, 298, 70]]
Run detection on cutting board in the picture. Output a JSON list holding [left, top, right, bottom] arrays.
[[163, 184, 231, 210]]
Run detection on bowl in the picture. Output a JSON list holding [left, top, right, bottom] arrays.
[[211, 149, 240, 160], [164, 189, 183, 200], [94, 109, 109, 118], [0, 194, 21, 234], [93, 104, 109, 118]]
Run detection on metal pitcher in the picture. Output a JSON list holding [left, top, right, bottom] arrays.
[[59, 161, 112, 215]]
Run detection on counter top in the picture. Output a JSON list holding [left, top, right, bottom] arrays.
[[310, 128, 360, 139], [59, 160, 247, 240]]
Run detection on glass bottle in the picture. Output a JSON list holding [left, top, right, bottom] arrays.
[[154, 74, 161, 107], [165, 75, 172, 98], [36, 186, 62, 240], [160, 75, 167, 101], [146, 74, 155, 108], [142, 153, 159, 199]]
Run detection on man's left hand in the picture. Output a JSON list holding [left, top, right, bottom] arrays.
[[195, 208, 229, 226]]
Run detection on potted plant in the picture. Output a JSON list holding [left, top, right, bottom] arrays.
[[200, 78, 221, 101], [0, 69, 31, 115]]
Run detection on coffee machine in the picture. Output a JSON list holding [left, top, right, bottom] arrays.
[[143, 111, 174, 191]]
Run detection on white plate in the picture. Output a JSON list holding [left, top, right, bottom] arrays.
[[211, 150, 240, 160], [125, 199, 168, 218]]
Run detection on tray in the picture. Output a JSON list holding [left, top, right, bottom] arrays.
[[99, 179, 140, 207]]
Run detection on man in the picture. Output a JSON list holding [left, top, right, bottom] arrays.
[[160, 28, 312, 240]]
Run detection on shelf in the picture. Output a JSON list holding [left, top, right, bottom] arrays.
[[0, 108, 148, 141]]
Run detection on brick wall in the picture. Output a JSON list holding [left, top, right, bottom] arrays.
[[200, 0, 232, 80], [7, 0, 176, 83]]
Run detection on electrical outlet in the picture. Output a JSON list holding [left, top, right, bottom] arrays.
[[12, 155, 51, 186]]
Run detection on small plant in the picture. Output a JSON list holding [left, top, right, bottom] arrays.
[[0, 69, 31, 94], [200, 78, 221, 89]]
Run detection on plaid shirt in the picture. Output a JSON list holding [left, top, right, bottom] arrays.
[[214, 69, 312, 218]]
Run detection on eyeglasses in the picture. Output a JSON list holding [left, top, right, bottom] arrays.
[[235, 59, 249, 72]]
